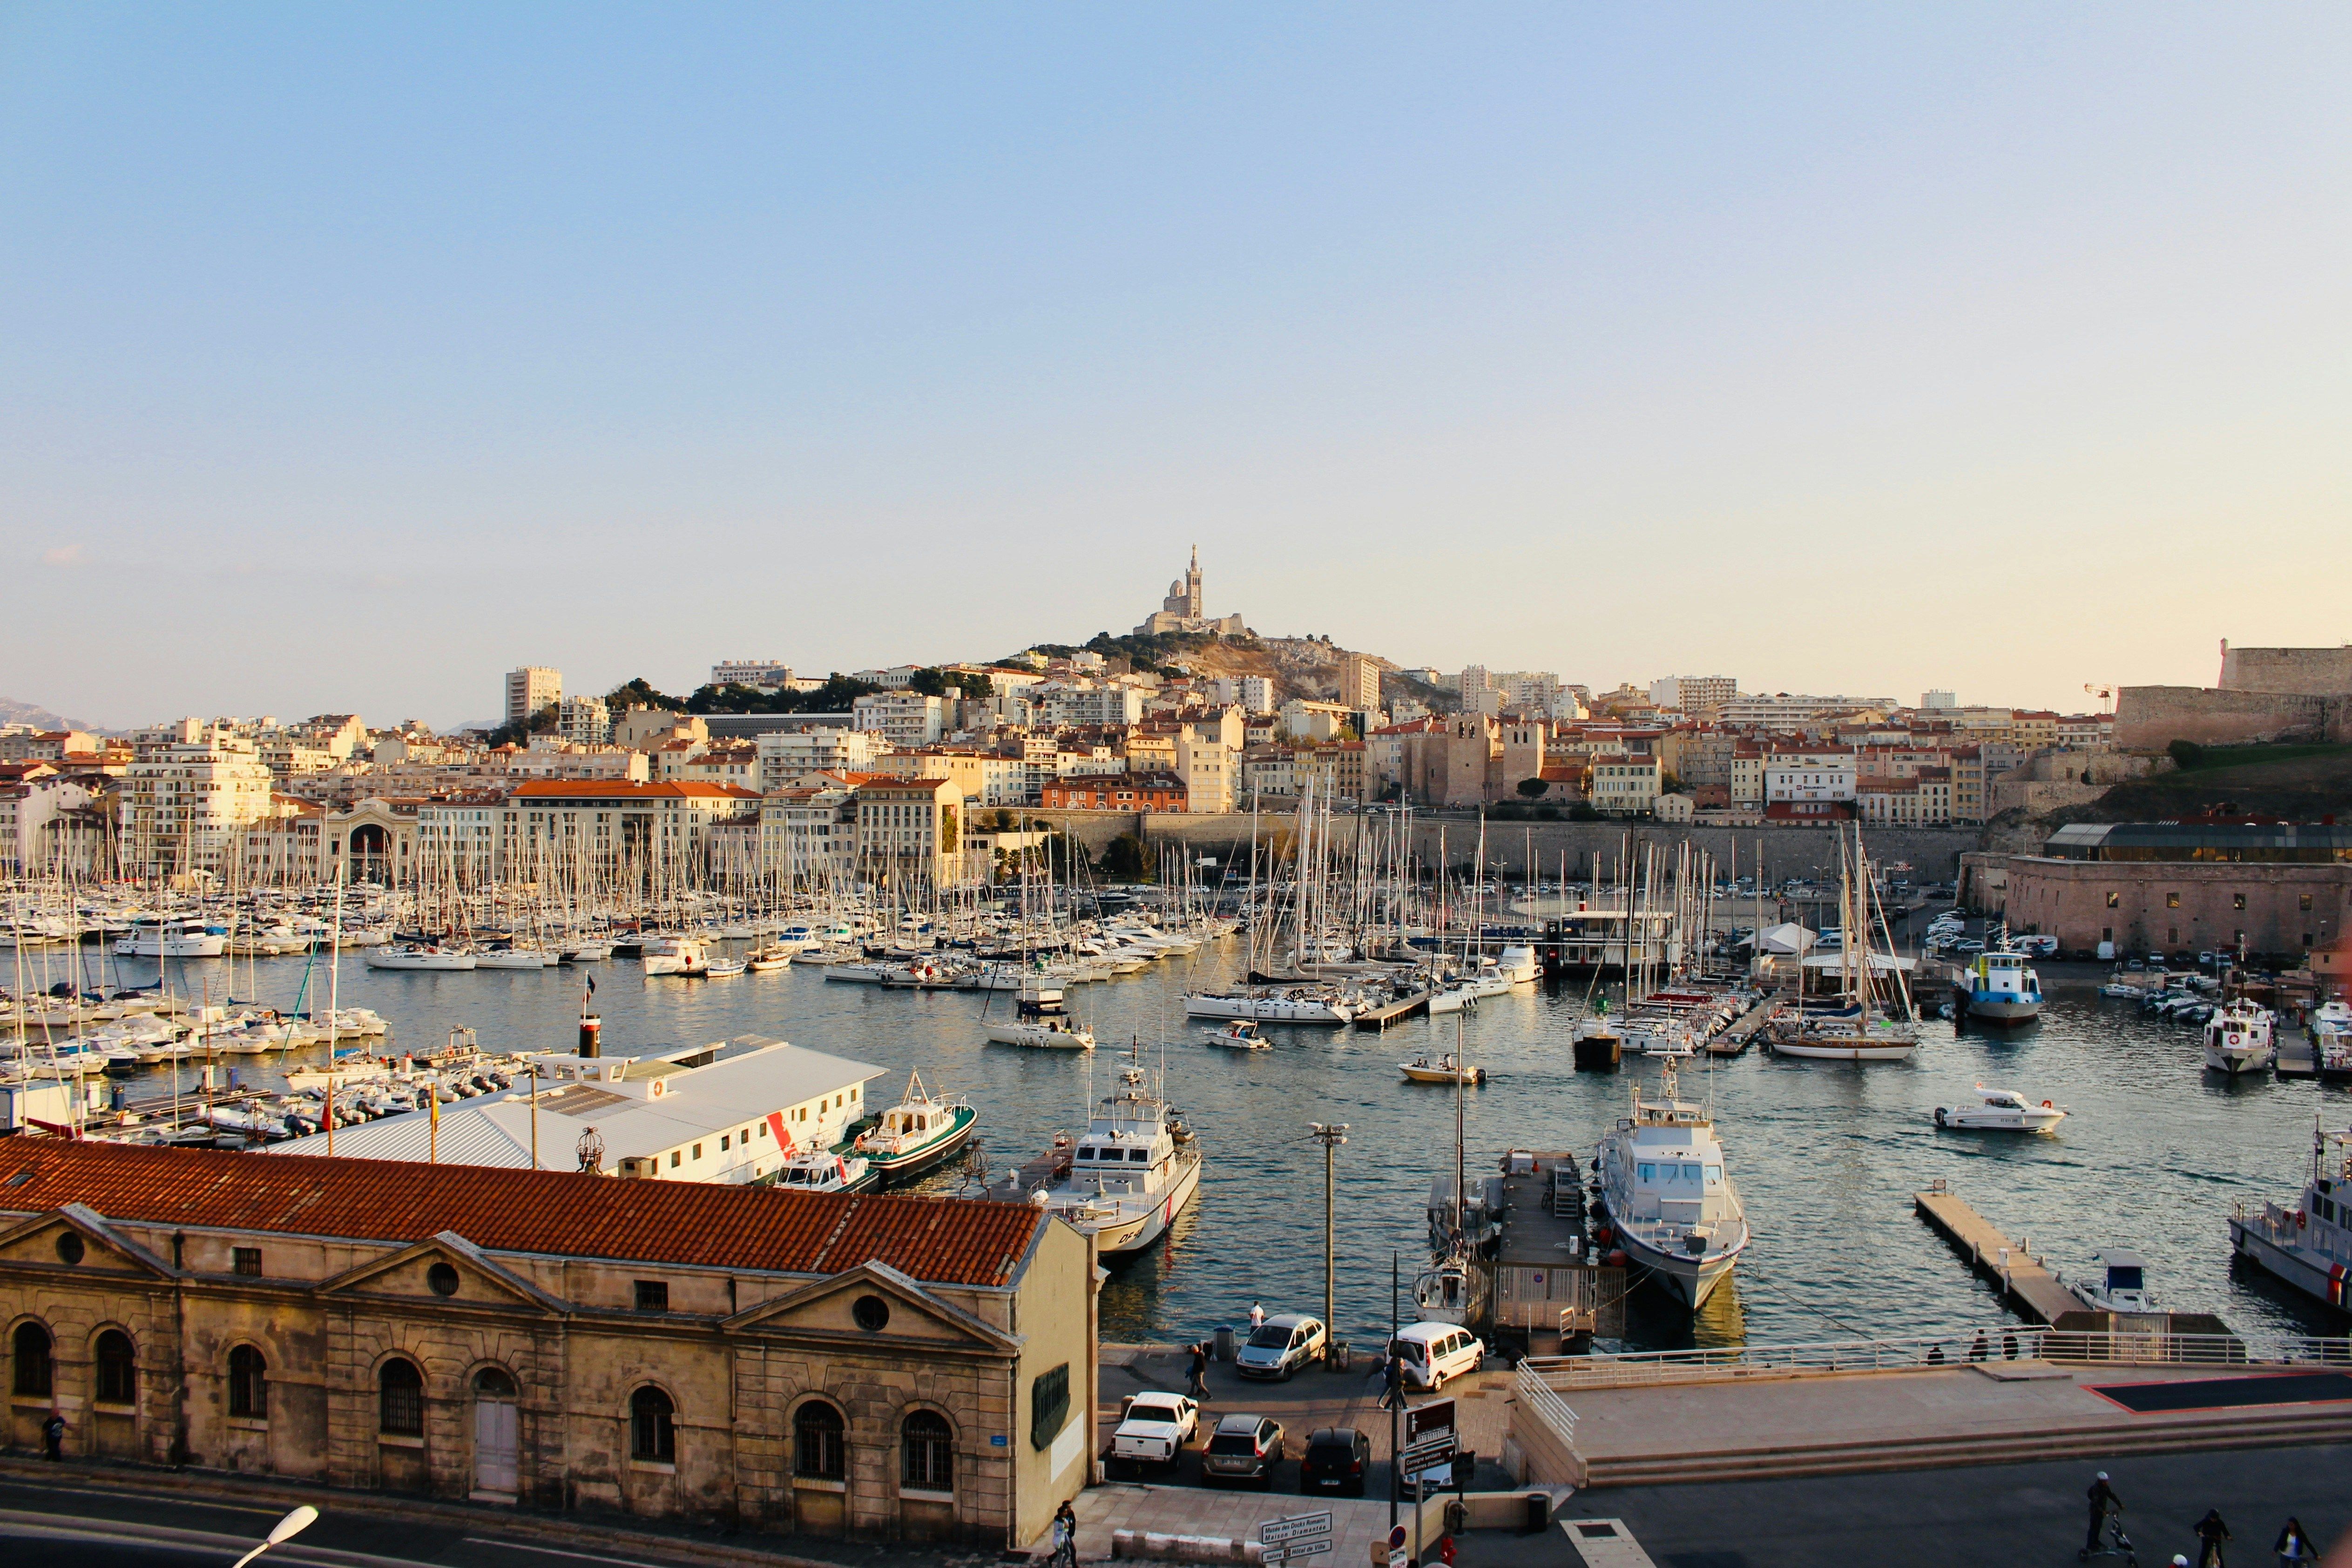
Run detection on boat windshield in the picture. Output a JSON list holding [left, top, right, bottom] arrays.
[[2106, 1266, 2144, 1291]]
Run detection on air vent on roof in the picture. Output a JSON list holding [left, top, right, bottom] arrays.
[[4, 1171, 34, 1188]]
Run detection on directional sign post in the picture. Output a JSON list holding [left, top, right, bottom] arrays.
[[1257, 1509, 1332, 1563], [1400, 1397, 1457, 1479]]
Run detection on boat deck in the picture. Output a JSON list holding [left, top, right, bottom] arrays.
[[1914, 1185, 2081, 1325]]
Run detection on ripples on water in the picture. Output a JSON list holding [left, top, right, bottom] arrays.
[[68, 940, 2352, 1354]]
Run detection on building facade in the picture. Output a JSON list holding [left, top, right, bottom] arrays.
[[0, 1142, 1094, 1548], [505, 668, 563, 726]]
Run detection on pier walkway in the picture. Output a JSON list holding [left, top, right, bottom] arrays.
[[2279, 1025, 2317, 1078], [1914, 1183, 2079, 1324], [1352, 990, 1431, 1029], [1707, 993, 1784, 1057]]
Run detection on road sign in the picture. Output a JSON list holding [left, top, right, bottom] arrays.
[[1261, 1512, 1335, 1548], [1400, 1396, 1457, 1472], [1261, 1544, 1331, 1565]]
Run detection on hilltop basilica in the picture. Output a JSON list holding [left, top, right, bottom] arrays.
[[1134, 546, 1250, 637]]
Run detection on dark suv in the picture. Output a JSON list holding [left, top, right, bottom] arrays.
[[1201, 1413, 1284, 1489], [1298, 1426, 1371, 1496]]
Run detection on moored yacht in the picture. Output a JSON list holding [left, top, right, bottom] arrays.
[[364, 942, 476, 971], [1183, 986, 1356, 1025], [2202, 1001, 2275, 1075], [641, 936, 710, 977], [2229, 1121, 2352, 1311], [114, 919, 227, 959], [1592, 1062, 1749, 1308], [1034, 1053, 1203, 1256]]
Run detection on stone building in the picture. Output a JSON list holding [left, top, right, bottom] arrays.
[[1984, 822, 2352, 960], [1134, 547, 1248, 638], [0, 1142, 1094, 1549]]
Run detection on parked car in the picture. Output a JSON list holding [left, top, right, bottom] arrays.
[[1236, 1314, 1327, 1381], [1111, 1391, 1200, 1471], [1298, 1426, 1372, 1497], [1201, 1413, 1284, 1489], [1389, 1322, 1485, 1392]]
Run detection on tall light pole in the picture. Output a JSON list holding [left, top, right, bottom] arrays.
[[1309, 1123, 1347, 1355]]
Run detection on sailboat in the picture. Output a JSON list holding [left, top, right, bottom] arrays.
[[1413, 1012, 1484, 1323], [1768, 825, 1919, 1063]]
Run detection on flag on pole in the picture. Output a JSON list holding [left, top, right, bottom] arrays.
[[586, 973, 597, 995]]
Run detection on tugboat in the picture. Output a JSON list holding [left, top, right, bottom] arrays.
[[1034, 1048, 1203, 1257], [2229, 1119, 2352, 1311], [1950, 940, 2043, 1024], [1593, 1061, 1750, 1307]]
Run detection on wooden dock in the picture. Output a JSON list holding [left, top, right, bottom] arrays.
[[2278, 1026, 2318, 1078], [1352, 991, 1432, 1030], [1913, 1184, 2080, 1325], [1708, 994, 1784, 1057]]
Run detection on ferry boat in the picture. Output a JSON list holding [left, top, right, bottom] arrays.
[[1950, 948, 2043, 1024], [2229, 1122, 2352, 1311], [852, 1070, 978, 1180], [641, 936, 710, 977], [1033, 1053, 1203, 1257], [2202, 1001, 2275, 1075], [1592, 1062, 1750, 1308]]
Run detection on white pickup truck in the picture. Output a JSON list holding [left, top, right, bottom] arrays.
[[1111, 1392, 1200, 1469]]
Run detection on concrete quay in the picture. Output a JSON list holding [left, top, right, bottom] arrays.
[[1913, 1185, 2081, 1324]]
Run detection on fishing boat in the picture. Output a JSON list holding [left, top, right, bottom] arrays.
[[1592, 1061, 1750, 1308], [1202, 1020, 1272, 1052], [1950, 944, 2044, 1024], [1032, 1050, 1203, 1256], [2202, 1000, 2275, 1075], [852, 1069, 978, 1180], [1932, 1085, 2068, 1133], [1399, 1053, 1485, 1086], [2229, 1120, 2352, 1311]]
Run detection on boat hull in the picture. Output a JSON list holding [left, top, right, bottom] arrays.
[[983, 1023, 1094, 1050], [1184, 994, 1352, 1025], [1088, 1149, 1203, 1257], [1616, 1227, 1745, 1309], [1960, 994, 2042, 1023], [863, 1105, 979, 1182], [2230, 1216, 2352, 1311], [2202, 1045, 2274, 1075], [1771, 1037, 1916, 1061]]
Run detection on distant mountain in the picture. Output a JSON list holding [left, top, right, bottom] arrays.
[[0, 697, 94, 733]]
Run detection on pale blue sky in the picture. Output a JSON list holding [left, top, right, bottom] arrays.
[[4, 7, 2346, 728]]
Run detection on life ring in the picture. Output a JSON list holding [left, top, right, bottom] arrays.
[[2041, 1100, 2054, 1109]]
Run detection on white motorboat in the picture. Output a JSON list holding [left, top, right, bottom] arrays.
[[2202, 1001, 2275, 1075], [1202, 1020, 1271, 1051], [113, 920, 227, 958], [1932, 1085, 2067, 1134], [2230, 1122, 2352, 1311], [773, 1147, 876, 1193], [1032, 1053, 1202, 1256], [364, 943, 477, 971], [1593, 1062, 1750, 1309], [1399, 1053, 1485, 1086], [984, 1017, 1095, 1050], [1492, 944, 1539, 984], [1951, 948, 2043, 1024], [2312, 1000, 2352, 1081], [475, 944, 554, 970], [641, 936, 710, 977], [2067, 1250, 2158, 1313], [1183, 987, 1356, 1025]]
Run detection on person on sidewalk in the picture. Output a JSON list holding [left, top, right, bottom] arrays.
[[41, 1412, 65, 1461], [1379, 1349, 1407, 1412], [1186, 1342, 1210, 1402], [2272, 1517, 2313, 1566], [2083, 1472, 2121, 1557], [1248, 1302, 1265, 1331], [1048, 1500, 1078, 1568], [2194, 1510, 2231, 1568]]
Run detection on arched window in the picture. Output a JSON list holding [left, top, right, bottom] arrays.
[[473, 1366, 517, 1400], [794, 1399, 845, 1480], [901, 1409, 953, 1491], [11, 1322, 52, 1399], [228, 1345, 268, 1420], [629, 1386, 675, 1464], [95, 1331, 136, 1406], [379, 1358, 424, 1437]]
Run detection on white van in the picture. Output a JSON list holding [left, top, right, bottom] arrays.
[[1389, 1322, 1484, 1392]]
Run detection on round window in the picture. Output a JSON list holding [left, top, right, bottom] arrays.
[[56, 1232, 85, 1265], [852, 1294, 891, 1332], [426, 1262, 461, 1297]]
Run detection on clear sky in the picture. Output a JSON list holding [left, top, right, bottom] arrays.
[[4, 6, 2346, 729]]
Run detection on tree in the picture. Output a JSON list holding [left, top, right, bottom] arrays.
[[1569, 803, 1603, 821], [1097, 833, 1156, 882], [483, 707, 559, 748], [1516, 777, 1549, 799], [607, 677, 684, 713], [2167, 739, 2204, 770]]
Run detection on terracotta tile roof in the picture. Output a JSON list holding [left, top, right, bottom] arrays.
[[513, 779, 757, 800], [0, 1142, 1044, 1288]]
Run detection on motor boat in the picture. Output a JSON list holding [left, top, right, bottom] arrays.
[[1399, 1053, 1485, 1086], [1932, 1085, 2067, 1134], [113, 920, 227, 959], [364, 943, 476, 971], [1593, 1062, 1750, 1308], [2202, 1001, 2275, 1075], [641, 936, 709, 977], [772, 1147, 876, 1194], [2230, 1122, 2352, 1311], [2068, 1250, 2158, 1313], [852, 1069, 978, 1181], [1202, 1020, 1272, 1052], [703, 957, 748, 977], [1950, 948, 2043, 1024], [1028, 1050, 1203, 1256]]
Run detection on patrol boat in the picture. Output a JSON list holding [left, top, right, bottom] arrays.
[[1593, 1062, 1750, 1308], [1034, 1049, 1203, 1257], [2229, 1120, 2352, 1312]]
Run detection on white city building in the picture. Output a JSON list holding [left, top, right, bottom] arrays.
[[756, 725, 882, 790], [505, 666, 562, 726], [119, 737, 278, 877], [710, 660, 795, 689], [851, 692, 946, 749]]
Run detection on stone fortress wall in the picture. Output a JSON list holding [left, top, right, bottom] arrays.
[[2115, 642, 2352, 750]]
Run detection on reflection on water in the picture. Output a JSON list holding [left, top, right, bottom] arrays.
[[72, 942, 2352, 1353]]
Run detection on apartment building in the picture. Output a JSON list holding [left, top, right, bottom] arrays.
[[118, 737, 277, 878], [755, 725, 881, 790], [852, 693, 946, 749], [853, 778, 963, 887], [1590, 758, 1663, 816], [504, 667, 561, 725]]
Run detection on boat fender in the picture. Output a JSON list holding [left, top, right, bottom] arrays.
[[1606, 1249, 1629, 1268]]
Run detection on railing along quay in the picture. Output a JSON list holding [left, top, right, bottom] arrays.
[[1521, 1327, 2352, 1390]]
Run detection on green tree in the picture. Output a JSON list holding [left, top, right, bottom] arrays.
[[2167, 739, 2204, 770], [1097, 833, 1157, 882], [1516, 777, 1550, 799], [607, 677, 684, 713]]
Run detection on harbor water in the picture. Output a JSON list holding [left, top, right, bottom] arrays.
[[34, 937, 2350, 1354]]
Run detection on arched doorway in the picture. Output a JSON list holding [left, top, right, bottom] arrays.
[[471, 1366, 518, 1499], [348, 824, 392, 885]]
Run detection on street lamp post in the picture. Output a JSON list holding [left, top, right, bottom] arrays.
[[1309, 1122, 1347, 1358], [229, 1506, 318, 1568]]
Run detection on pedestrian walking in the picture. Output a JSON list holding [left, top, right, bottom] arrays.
[[41, 1412, 65, 1461], [2083, 1472, 2121, 1557], [2273, 1517, 2313, 1567], [2195, 1510, 2230, 1568], [1049, 1500, 1078, 1568], [1185, 1341, 1210, 1402], [1380, 1349, 1406, 1412]]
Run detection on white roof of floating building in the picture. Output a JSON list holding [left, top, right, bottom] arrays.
[[267, 1035, 886, 1183]]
